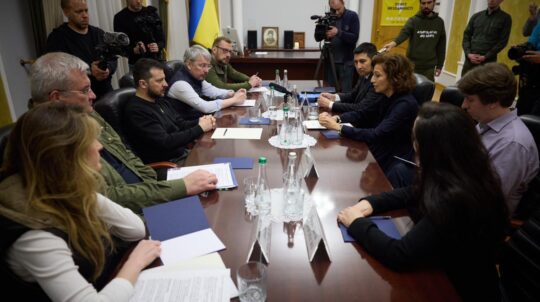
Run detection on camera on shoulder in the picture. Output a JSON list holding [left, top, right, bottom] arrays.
[[310, 11, 339, 42]]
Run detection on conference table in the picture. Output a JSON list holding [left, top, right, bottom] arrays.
[[180, 81, 461, 301]]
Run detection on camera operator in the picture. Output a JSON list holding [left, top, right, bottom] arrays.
[[325, 0, 359, 93], [515, 21, 540, 115], [114, 0, 166, 67], [46, 0, 118, 100]]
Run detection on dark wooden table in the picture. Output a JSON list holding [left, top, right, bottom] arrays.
[[182, 90, 460, 301], [230, 50, 323, 81]]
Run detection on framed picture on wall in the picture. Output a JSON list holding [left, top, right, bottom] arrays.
[[262, 27, 279, 48], [293, 32, 305, 49]]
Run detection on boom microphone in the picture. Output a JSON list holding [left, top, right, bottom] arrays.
[[269, 82, 291, 95]]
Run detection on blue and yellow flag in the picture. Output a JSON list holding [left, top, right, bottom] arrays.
[[189, 0, 220, 48]]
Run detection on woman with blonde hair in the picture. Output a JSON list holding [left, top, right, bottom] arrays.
[[0, 102, 160, 301]]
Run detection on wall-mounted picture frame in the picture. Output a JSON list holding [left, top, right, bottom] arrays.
[[262, 27, 279, 49], [293, 32, 305, 49]]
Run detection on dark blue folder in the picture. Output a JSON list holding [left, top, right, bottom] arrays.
[[143, 196, 210, 241], [213, 157, 254, 169], [322, 130, 340, 139], [239, 117, 271, 125], [339, 217, 402, 242]]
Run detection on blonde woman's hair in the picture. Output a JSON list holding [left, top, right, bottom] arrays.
[[2, 102, 112, 280]]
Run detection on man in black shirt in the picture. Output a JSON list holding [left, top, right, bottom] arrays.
[[46, 0, 117, 100], [123, 59, 215, 164], [114, 0, 166, 66]]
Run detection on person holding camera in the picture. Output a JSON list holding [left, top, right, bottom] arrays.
[[114, 0, 166, 66], [325, 0, 359, 93], [46, 0, 117, 100], [515, 21, 540, 115]]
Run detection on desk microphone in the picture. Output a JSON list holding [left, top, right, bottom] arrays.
[[269, 82, 291, 95]]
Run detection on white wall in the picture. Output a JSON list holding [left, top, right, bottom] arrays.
[[0, 0, 37, 118], [219, 0, 358, 49]]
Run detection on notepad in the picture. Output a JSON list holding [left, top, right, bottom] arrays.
[[339, 217, 402, 242], [167, 163, 237, 189], [248, 86, 268, 93], [143, 196, 226, 265], [211, 127, 263, 139], [234, 99, 256, 107], [303, 121, 353, 130]]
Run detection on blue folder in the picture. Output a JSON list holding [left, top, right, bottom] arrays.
[[239, 117, 271, 125], [143, 196, 210, 241], [339, 217, 402, 242], [213, 157, 254, 169], [322, 130, 340, 139]]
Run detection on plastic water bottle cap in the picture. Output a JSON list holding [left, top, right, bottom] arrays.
[[258, 157, 267, 164]]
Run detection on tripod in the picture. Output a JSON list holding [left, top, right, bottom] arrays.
[[314, 41, 341, 92]]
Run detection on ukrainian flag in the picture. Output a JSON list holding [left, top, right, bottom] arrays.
[[189, 0, 220, 48]]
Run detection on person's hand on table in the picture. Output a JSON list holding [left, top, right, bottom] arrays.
[[317, 95, 332, 109], [184, 169, 218, 195], [319, 113, 340, 131], [338, 200, 374, 227], [199, 115, 215, 131]]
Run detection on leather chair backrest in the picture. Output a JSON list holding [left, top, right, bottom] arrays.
[[0, 123, 14, 168], [412, 73, 435, 105], [439, 86, 464, 108], [119, 71, 135, 88], [93, 87, 136, 140], [499, 208, 540, 301], [165, 60, 184, 84]]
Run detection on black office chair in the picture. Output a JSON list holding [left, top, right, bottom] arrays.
[[0, 123, 14, 168], [513, 115, 540, 221], [94, 87, 136, 141], [412, 73, 435, 105], [164, 60, 184, 84], [439, 86, 464, 107], [118, 71, 135, 88], [499, 208, 540, 302]]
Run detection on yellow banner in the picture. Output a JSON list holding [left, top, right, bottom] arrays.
[[380, 0, 419, 26]]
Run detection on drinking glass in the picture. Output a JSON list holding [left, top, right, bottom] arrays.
[[237, 261, 267, 302]]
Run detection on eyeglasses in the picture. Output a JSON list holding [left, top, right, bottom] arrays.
[[58, 87, 93, 95], [194, 63, 213, 70], [216, 46, 234, 55]]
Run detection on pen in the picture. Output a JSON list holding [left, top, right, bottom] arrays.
[[223, 128, 228, 136], [393, 155, 418, 167], [255, 72, 259, 77], [370, 216, 392, 220]]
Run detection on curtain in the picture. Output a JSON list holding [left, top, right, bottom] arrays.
[[43, 0, 64, 36], [167, 0, 190, 60], [28, 0, 48, 56]]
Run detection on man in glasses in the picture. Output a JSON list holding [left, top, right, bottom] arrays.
[[206, 36, 262, 91]]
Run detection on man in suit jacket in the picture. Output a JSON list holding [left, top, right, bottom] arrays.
[[317, 43, 384, 113]]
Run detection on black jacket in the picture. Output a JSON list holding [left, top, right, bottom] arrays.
[[332, 74, 384, 113]]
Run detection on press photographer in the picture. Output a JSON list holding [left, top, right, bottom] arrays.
[[319, 0, 359, 92], [46, 0, 119, 99], [513, 24, 540, 115], [114, 0, 166, 66]]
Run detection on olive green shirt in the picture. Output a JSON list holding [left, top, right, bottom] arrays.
[[91, 112, 187, 213], [206, 57, 251, 91], [462, 7, 512, 61]]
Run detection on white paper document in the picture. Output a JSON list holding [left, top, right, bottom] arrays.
[[248, 86, 269, 93], [140, 253, 239, 299], [130, 269, 230, 302], [303, 120, 353, 130], [234, 99, 257, 107], [167, 163, 236, 189], [160, 228, 226, 265], [211, 127, 263, 140]]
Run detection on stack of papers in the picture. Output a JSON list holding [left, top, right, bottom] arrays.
[[167, 163, 237, 189], [303, 120, 353, 130], [143, 196, 226, 265], [234, 99, 256, 107], [248, 86, 269, 93]]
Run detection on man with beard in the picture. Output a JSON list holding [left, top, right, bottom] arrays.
[[206, 36, 262, 91], [114, 0, 166, 66], [123, 58, 216, 164], [46, 0, 117, 100], [383, 0, 446, 81]]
